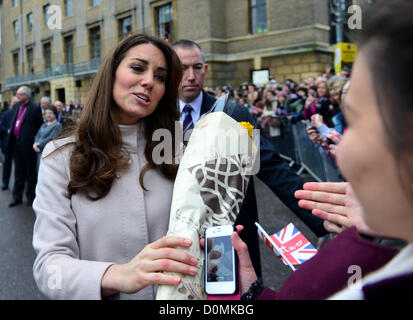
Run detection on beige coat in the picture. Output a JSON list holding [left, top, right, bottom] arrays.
[[32, 123, 174, 299]]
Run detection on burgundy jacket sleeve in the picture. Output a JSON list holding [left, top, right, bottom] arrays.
[[256, 227, 398, 300]]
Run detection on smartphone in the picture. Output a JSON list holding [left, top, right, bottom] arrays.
[[204, 225, 238, 295], [305, 120, 317, 131]]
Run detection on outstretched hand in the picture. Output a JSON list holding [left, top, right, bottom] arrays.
[[295, 182, 381, 237]]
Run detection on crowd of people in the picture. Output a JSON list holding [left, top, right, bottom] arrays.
[[1, 68, 348, 201], [0, 0, 411, 301], [0, 92, 83, 206], [231, 0, 413, 300], [204, 66, 351, 165]]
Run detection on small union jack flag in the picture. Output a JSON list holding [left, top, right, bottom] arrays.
[[256, 222, 318, 270]]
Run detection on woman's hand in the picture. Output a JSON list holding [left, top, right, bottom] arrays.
[[323, 131, 342, 160], [294, 182, 380, 236], [231, 226, 257, 295], [305, 96, 316, 109], [324, 143, 339, 160], [311, 114, 324, 128], [101, 236, 199, 297], [306, 126, 322, 144], [199, 225, 257, 296]]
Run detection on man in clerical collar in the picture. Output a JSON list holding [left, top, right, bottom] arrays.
[[7, 86, 43, 208]]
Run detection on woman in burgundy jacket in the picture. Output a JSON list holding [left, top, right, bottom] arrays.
[[233, 0, 413, 300]]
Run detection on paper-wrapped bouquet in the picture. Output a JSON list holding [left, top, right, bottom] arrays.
[[156, 94, 259, 300]]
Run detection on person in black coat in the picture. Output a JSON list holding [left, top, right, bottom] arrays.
[[173, 40, 327, 276], [7, 86, 44, 207], [0, 97, 18, 190]]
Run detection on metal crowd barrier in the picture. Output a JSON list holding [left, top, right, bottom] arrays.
[[263, 118, 344, 183], [268, 116, 298, 166], [292, 121, 327, 182]]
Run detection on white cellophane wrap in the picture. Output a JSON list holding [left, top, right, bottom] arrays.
[[156, 112, 258, 300]]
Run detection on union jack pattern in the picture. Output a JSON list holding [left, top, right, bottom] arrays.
[[271, 223, 318, 266]]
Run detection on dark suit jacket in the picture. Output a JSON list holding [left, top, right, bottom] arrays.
[[8, 101, 44, 153], [0, 109, 13, 152], [200, 91, 326, 275]]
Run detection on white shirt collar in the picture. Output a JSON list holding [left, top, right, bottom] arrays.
[[178, 91, 203, 125]]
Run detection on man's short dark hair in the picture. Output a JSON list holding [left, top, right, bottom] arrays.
[[173, 39, 206, 63]]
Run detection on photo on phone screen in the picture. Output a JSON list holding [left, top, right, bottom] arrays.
[[206, 235, 234, 282], [204, 225, 238, 295]]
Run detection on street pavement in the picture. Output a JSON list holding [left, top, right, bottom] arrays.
[[254, 176, 318, 292], [0, 165, 317, 299], [0, 174, 45, 299]]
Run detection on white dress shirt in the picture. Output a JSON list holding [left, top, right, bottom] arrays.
[[178, 91, 203, 126]]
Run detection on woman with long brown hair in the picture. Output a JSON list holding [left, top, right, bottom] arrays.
[[32, 34, 199, 300]]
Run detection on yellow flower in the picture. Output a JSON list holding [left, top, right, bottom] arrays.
[[239, 121, 254, 139]]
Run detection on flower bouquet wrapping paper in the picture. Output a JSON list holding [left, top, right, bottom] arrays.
[[156, 109, 258, 300]]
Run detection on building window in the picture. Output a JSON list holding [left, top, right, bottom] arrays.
[[90, 0, 100, 7], [64, 0, 73, 17], [119, 16, 132, 40], [13, 53, 19, 76], [44, 4, 50, 26], [156, 4, 173, 42], [13, 20, 19, 39], [249, 0, 268, 35], [43, 43, 51, 69], [89, 27, 101, 59], [64, 35, 74, 64], [27, 13, 33, 32], [27, 48, 34, 73], [12, 0, 18, 8]]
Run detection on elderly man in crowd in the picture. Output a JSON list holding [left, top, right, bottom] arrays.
[[54, 100, 65, 124], [39, 96, 51, 122], [7, 86, 43, 207]]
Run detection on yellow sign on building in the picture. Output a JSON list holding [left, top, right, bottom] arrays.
[[334, 43, 358, 74]]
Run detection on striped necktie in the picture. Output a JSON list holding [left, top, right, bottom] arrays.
[[182, 105, 194, 135]]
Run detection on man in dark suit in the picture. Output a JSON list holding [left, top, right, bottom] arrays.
[[173, 40, 327, 276], [7, 86, 44, 207], [54, 100, 70, 128], [0, 96, 18, 191]]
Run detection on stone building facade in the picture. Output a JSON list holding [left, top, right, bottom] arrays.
[[0, 0, 367, 105]]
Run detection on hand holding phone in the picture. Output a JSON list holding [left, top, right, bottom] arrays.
[[204, 225, 238, 295]]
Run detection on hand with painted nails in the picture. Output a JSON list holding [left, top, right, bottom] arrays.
[[101, 236, 198, 297], [295, 182, 380, 237]]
